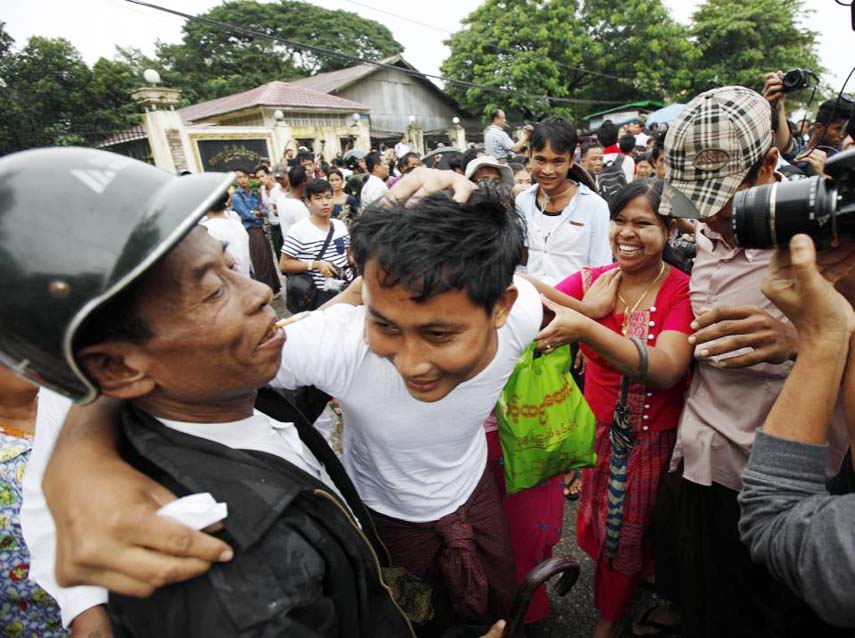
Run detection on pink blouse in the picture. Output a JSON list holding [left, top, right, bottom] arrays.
[[555, 263, 694, 429]]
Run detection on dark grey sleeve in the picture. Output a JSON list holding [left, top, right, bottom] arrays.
[[739, 430, 855, 627]]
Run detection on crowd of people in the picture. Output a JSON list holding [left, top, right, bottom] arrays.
[[1, 65, 855, 638]]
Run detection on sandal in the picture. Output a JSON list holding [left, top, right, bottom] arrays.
[[631, 604, 681, 637], [563, 470, 582, 501]]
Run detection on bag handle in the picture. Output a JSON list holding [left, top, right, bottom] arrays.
[[619, 336, 648, 403], [314, 224, 336, 262]]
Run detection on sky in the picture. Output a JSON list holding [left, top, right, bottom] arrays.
[[4, 0, 853, 93]]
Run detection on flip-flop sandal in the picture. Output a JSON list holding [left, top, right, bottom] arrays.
[[630, 605, 681, 637], [563, 470, 582, 501]]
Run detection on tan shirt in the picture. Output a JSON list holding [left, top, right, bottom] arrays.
[[671, 225, 848, 490]]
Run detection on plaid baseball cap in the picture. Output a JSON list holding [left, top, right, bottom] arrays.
[[660, 86, 772, 219]]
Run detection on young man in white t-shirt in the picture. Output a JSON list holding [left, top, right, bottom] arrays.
[[275, 191, 541, 628]]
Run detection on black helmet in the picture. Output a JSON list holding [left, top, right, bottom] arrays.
[[0, 147, 234, 403]]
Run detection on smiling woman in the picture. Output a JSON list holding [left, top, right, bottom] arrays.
[[536, 180, 695, 638]]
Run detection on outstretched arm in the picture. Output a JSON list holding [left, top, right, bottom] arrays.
[[43, 398, 233, 597]]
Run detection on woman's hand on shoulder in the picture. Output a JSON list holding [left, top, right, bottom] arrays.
[[580, 268, 620, 319], [536, 295, 593, 350]]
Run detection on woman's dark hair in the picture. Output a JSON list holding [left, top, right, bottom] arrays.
[[327, 168, 344, 182], [305, 178, 333, 198], [350, 191, 524, 312], [609, 179, 666, 221], [530, 117, 579, 156], [508, 162, 524, 174]]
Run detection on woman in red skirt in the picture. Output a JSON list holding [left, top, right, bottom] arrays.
[[537, 180, 694, 638]]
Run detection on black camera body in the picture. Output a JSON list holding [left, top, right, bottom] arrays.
[[781, 68, 812, 93], [733, 148, 855, 250]]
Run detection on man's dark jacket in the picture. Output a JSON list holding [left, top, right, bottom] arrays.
[[108, 387, 414, 638]]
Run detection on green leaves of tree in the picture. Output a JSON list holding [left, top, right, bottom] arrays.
[[441, 0, 821, 124]]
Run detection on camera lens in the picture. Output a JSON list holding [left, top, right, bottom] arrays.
[[733, 177, 838, 249]]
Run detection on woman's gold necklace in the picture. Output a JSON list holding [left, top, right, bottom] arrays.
[[617, 261, 666, 336]]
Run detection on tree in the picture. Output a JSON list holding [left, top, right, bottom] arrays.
[[579, 0, 696, 105], [440, 0, 697, 124], [156, 0, 403, 103], [0, 36, 97, 154], [440, 0, 595, 122], [690, 0, 822, 101]]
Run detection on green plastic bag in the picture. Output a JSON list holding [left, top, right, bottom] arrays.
[[495, 343, 596, 495]]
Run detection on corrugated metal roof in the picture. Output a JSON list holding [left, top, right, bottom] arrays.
[[179, 80, 370, 123], [291, 54, 404, 94]]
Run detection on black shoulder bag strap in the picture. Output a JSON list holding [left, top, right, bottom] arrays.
[[314, 224, 335, 262]]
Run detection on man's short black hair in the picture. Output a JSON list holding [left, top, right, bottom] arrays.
[[490, 108, 503, 122], [530, 117, 579, 156], [305, 178, 333, 198], [288, 165, 308, 190], [580, 142, 601, 158], [438, 151, 464, 172], [816, 98, 853, 127], [350, 191, 524, 312], [254, 165, 270, 175], [365, 151, 382, 174], [207, 192, 230, 213], [597, 120, 619, 147], [397, 152, 420, 172], [618, 134, 636, 154], [297, 151, 314, 163]]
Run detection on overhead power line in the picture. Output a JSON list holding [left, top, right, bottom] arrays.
[[124, 0, 628, 106]]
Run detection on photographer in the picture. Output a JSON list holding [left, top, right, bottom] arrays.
[[642, 86, 851, 638], [740, 234, 855, 628]]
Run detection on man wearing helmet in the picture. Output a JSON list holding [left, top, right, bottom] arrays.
[[2, 150, 520, 637]]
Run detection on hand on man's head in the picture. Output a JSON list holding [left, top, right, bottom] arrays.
[[382, 166, 478, 208]]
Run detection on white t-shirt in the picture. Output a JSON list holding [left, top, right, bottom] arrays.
[[516, 182, 613, 286], [261, 183, 285, 226], [635, 132, 650, 148], [276, 197, 310, 237], [360, 174, 388, 207], [199, 216, 252, 278], [394, 142, 410, 158], [272, 276, 543, 522], [20, 389, 348, 627], [281, 218, 351, 289]]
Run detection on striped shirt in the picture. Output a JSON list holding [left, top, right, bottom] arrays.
[[484, 124, 514, 159], [282, 218, 351, 290]]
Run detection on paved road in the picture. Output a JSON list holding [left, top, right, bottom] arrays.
[[538, 501, 655, 638]]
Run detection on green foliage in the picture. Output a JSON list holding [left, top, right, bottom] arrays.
[[579, 0, 696, 104], [690, 0, 822, 99], [0, 36, 96, 154], [0, 35, 143, 156], [156, 0, 403, 102], [440, 0, 591, 121], [441, 0, 823, 125]]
